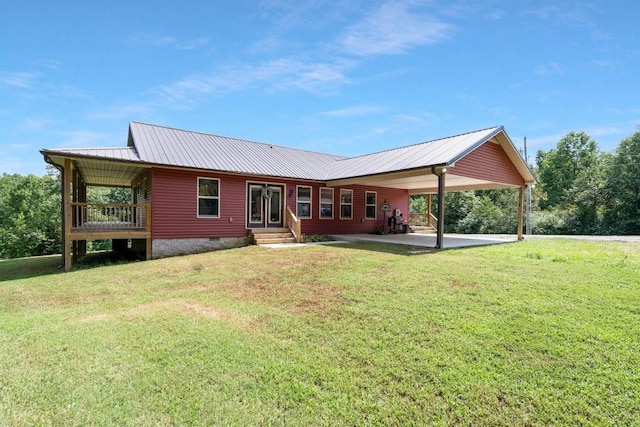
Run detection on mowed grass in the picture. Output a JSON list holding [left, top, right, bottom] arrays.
[[1, 239, 639, 426]]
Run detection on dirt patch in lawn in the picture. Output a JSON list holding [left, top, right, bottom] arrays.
[[76, 300, 253, 329]]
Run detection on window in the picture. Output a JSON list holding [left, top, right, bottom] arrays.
[[198, 178, 220, 217], [340, 189, 352, 219], [296, 185, 312, 219], [365, 191, 377, 219], [319, 188, 334, 219]]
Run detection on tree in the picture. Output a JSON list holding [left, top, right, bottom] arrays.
[[603, 132, 640, 234], [0, 173, 61, 258], [535, 131, 600, 209], [454, 189, 519, 234]]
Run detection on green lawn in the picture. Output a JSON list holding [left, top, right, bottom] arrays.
[[1, 239, 639, 426]]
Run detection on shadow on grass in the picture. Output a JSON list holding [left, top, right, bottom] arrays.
[[1, 251, 143, 282], [0, 255, 64, 282], [330, 240, 520, 257], [334, 241, 438, 256]]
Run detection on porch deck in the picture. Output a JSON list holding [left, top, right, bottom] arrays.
[[69, 203, 151, 240]]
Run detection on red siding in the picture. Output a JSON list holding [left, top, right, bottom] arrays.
[[295, 184, 409, 235], [151, 167, 409, 239], [152, 168, 248, 239], [450, 141, 524, 186]]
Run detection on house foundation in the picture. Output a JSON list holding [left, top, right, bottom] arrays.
[[151, 236, 252, 259]]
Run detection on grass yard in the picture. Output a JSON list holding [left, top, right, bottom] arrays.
[[1, 239, 639, 426]]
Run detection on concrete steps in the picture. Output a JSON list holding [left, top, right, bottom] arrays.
[[252, 228, 297, 245]]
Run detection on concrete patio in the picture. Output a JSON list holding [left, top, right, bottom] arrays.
[[329, 233, 519, 249]]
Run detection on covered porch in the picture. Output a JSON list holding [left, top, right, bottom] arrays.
[[42, 152, 152, 271]]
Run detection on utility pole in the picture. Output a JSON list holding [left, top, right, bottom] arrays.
[[524, 136, 532, 235]]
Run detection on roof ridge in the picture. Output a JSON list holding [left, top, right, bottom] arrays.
[[130, 121, 347, 160]]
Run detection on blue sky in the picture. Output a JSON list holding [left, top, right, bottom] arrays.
[[2, 0, 638, 176]]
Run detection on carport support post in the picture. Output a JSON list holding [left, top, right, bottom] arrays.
[[435, 168, 446, 249], [517, 185, 524, 241]]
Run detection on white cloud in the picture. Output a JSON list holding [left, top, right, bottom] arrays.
[[0, 71, 41, 88], [157, 58, 354, 103], [534, 62, 564, 78], [319, 104, 387, 117], [22, 118, 56, 131], [87, 104, 153, 121], [55, 131, 116, 148], [128, 33, 210, 50], [339, 0, 454, 56]]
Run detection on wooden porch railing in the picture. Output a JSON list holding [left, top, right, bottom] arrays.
[[409, 212, 438, 229], [285, 206, 303, 243], [70, 203, 151, 232]]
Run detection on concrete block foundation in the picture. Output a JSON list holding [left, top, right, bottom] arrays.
[[152, 236, 252, 259]]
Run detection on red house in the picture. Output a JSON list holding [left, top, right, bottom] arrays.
[[41, 122, 535, 271]]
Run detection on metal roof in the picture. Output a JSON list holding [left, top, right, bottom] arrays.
[[41, 122, 535, 189], [325, 126, 503, 180], [43, 147, 141, 162], [128, 121, 345, 180]]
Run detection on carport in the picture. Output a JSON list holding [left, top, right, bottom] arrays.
[[325, 126, 536, 247]]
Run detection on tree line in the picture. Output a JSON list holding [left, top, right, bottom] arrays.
[[1, 130, 638, 259], [412, 130, 640, 235], [0, 169, 129, 259]]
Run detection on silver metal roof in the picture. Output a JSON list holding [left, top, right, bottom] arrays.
[[128, 121, 345, 180], [41, 122, 535, 189], [43, 147, 141, 162], [325, 126, 503, 180]]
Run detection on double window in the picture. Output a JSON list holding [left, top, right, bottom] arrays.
[[297, 186, 312, 219], [198, 178, 220, 217], [320, 188, 334, 219]]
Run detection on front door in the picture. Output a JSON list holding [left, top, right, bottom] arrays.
[[247, 183, 284, 228]]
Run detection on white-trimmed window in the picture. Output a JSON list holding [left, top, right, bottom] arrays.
[[340, 189, 352, 220], [319, 188, 334, 219], [365, 191, 377, 220], [297, 185, 312, 219], [198, 178, 220, 217]]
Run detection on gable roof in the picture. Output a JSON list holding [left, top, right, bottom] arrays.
[[41, 121, 535, 189], [326, 126, 503, 180], [128, 122, 344, 180]]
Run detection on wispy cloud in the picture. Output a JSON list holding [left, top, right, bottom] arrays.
[[339, 0, 454, 56], [0, 71, 41, 88], [55, 131, 117, 148], [319, 104, 387, 117], [157, 58, 354, 103], [22, 118, 56, 131], [33, 59, 63, 70], [128, 33, 210, 50], [87, 103, 153, 121], [534, 62, 564, 78]]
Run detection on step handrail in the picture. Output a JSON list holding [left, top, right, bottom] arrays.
[[285, 206, 303, 243]]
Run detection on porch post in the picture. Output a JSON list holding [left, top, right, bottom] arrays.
[[63, 159, 72, 271], [517, 185, 525, 241], [427, 194, 432, 227], [436, 168, 446, 249]]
